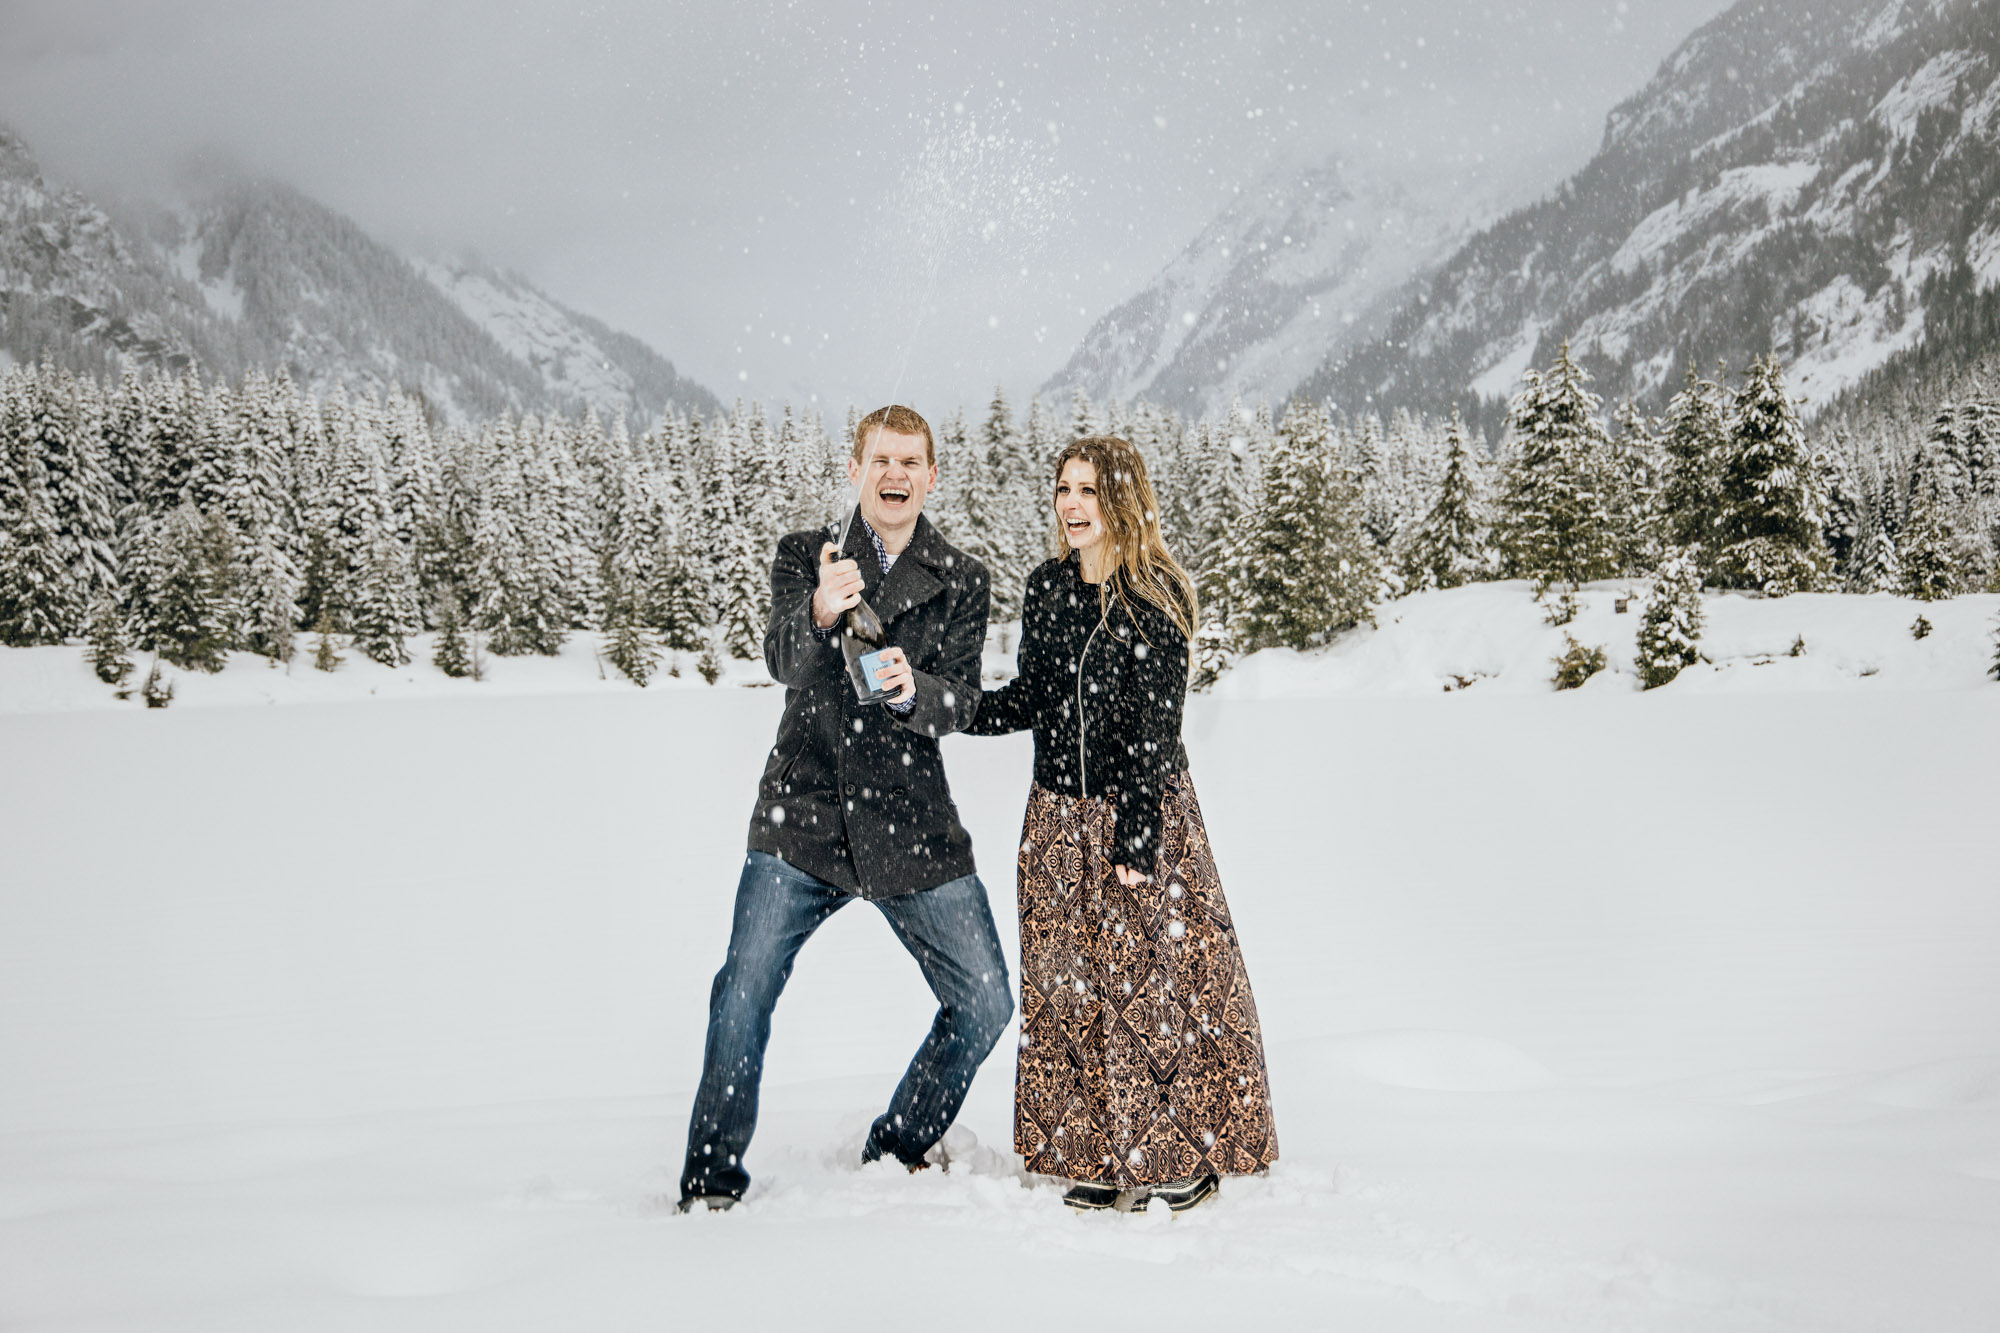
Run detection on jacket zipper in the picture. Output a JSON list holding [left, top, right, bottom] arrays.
[[1076, 615, 1104, 799]]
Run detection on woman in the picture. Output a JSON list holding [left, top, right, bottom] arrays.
[[968, 435, 1278, 1213]]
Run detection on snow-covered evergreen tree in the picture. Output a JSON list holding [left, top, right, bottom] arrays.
[[1816, 440, 1862, 586], [381, 389, 445, 617], [603, 569, 662, 686], [469, 418, 568, 657], [348, 529, 418, 666], [0, 373, 80, 645], [1660, 364, 1726, 576], [1494, 341, 1621, 594], [1399, 411, 1490, 591], [707, 413, 765, 659], [1068, 387, 1100, 443], [1850, 460, 1904, 593], [1224, 399, 1380, 651], [1157, 411, 1203, 563], [1856, 527, 1903, 594], [1636, 546, 1705, 689], [225, 371, 302, 661], [135, 500, 238, 672], [1608, 399, 1663, 574], [654, 537, 710, 655], [958, 387, 1025, 618], [772, 403, 834, 537], [26, 364, 119, 615], [1900, 445, 1964, 602], [1711, 356, 1830, 596], [925, 407, 971, 545]]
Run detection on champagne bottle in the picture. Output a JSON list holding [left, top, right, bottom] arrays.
[[841, 593, 895, 703]]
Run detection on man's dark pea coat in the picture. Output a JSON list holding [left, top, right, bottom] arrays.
[[746, 510, 990, 900]]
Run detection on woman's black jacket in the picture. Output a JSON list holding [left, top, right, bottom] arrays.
[[968, 553, 1189, 877]]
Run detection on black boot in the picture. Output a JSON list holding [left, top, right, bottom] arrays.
[[1148, 1174, 1220, 1213], [1060, 1180, 1123, 1211], [676, 1193, 738, 1214]]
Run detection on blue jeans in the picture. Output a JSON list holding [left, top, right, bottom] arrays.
[[680, 851, 1013, 1201]]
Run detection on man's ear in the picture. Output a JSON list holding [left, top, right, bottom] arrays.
[[846, 454, 863, 486]]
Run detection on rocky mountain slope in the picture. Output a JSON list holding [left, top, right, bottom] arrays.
[[1293, 0, 2000, 427], [0, 125, 717, 423], [1041, 156, 1478, 419]]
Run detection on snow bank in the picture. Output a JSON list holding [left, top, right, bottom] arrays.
[[0, 633, 778, 714], [1212, 581, 2000, 698], [7, 582, 1993, 715]]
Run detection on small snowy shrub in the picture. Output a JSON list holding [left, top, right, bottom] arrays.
[[1551, 635, 1608, 690], [1635, 547, 1704, 689], [606, 617, 662, 687], [85, 598, 132, 687], [1788, 634, 1807, 657], [1911, 615, 1933, 641], [697, 639, 722, 686], [140, 659, 174, 708], [1542, 588, 1580, 626], [432, 597, 474, 678], [1188, 619, 1233, 693], [311, 613, 343, 672]]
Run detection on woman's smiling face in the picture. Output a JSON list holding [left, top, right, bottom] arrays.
[[1054, 457, 1105, 554]]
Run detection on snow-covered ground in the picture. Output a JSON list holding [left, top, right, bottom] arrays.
[[2, 585, 1998, 1331]]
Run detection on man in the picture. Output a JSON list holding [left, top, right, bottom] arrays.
[[678, 404, 1011, 1212]]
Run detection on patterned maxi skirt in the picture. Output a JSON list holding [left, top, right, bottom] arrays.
[[1012, 770, 1279, 1187]]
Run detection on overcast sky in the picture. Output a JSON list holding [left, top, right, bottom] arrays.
[[0, 0, 1731, 413]]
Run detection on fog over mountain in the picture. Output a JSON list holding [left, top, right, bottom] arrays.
[[0, 127, 720, 423], [0, 0, 1731, 412]]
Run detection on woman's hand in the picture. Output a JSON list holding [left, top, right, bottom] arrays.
[[1113, 864, 1150, 887]]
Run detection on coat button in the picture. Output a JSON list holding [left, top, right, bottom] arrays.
[[892, 787, 906, 797], [845, 783, 856, 796]]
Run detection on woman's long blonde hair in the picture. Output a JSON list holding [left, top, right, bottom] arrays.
[[1049, 435, 1199, 647]]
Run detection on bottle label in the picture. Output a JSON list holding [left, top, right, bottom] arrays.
[[858, 649, 892, 689]]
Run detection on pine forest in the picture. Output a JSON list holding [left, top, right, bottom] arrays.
[[2, 345, 1997, 694]]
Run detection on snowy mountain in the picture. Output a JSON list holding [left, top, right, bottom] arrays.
[[1293, 0, 2000, 426], [0, 124, 718, 423], [0, 126, 236, 379], [410, 253, 717, 424], [1042, 157, 1479, 419]]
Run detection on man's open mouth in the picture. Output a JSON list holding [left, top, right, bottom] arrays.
[[878, 487, 910, 505]]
